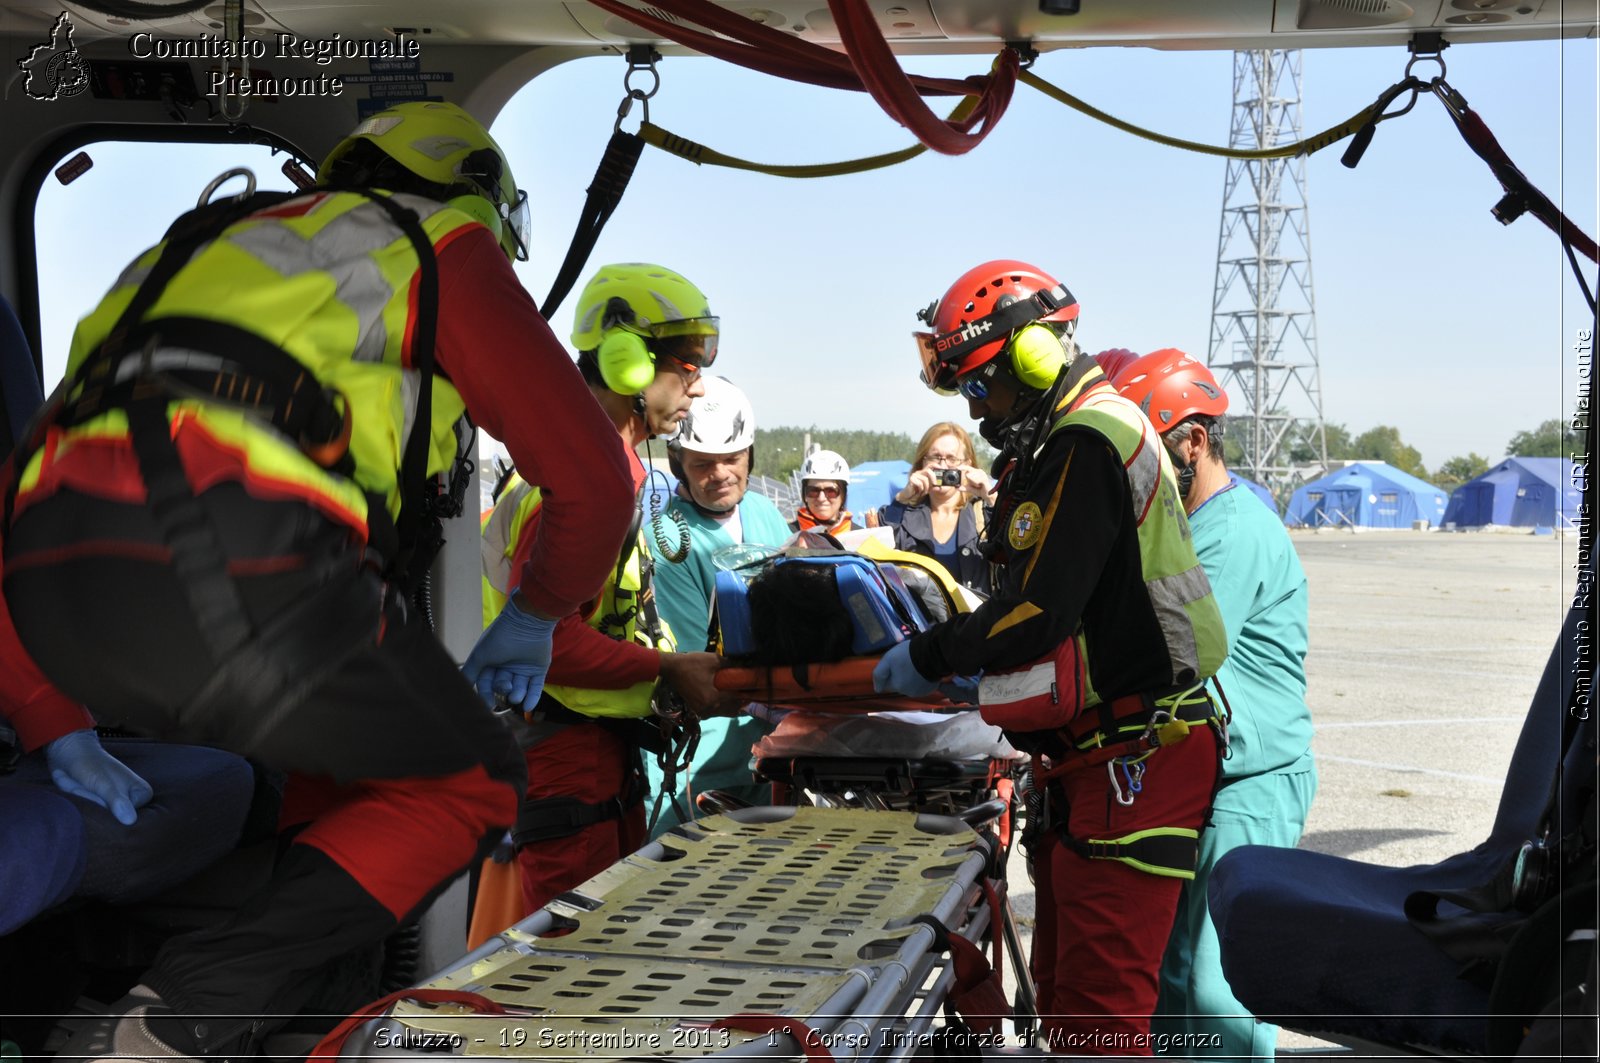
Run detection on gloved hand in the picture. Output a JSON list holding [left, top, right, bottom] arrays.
[[873, 640, 939, 698], [45, 729, 153, 826], [462, 594, 561, 710], [938, 676, 981, 706]]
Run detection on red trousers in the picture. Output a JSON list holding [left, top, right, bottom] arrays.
[[1032, 727, 1218, 1055], [514, 721, 645, 915]]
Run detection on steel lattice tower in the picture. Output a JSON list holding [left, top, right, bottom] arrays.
[[1208, 49, 1327, 492]]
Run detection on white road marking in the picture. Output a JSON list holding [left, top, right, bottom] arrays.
[[1314, 716, 1523, 729], [1314, 753, 1505, 784]]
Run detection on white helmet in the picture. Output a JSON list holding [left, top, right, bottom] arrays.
[[799, 449, 850, 484], [669, 375, 755, 455]]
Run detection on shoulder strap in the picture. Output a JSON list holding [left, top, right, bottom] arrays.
[[349, 191, 445, 590]]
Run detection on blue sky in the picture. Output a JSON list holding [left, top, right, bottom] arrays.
[[35, 36, 1596, 471]]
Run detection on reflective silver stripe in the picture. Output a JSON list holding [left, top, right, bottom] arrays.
[[480, 480, 532, 597], [398, 368, 421, 458], [1147, 565, 1212, 676], [225, 212, 393, 364], [222, 194, 453, 364], [1084, 393, 1160, 521], [112, 258, 154, 292], [1126, 433, 1161, 522], [979, 658, 1057, 706], [110, 346, 230, 384]]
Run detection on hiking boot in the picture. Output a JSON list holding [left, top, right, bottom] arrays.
[[53, 986, 199, 1062]]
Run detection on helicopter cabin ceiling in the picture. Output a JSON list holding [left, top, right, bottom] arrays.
[[0, 1, 1591, 54]]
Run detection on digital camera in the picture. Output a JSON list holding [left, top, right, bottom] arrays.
[[936, 469, 963, 487]]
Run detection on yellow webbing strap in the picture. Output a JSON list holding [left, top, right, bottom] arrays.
[[1070, 826, 1201, 879], [637, 67, 1383, 176], [638, 95, 979, 178], [1018, 68, 1379, 160]]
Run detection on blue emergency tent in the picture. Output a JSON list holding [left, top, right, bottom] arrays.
[[1442, 457, 1579, 530], [1230, 473, 1277, 514], [847, 459, 913, 516], [1284, 462, 1448, 529]]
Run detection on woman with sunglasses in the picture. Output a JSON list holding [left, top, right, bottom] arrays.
[[791, 449, 855, 535], [868, 422, 994, 596]]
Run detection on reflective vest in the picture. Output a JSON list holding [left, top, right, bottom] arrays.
[[482, 473, 671, 720], [1063, 389, 1227, 704], [15, 191, 475, 533], [979, 386, 1227, 724], [793, 508, 853, 535]]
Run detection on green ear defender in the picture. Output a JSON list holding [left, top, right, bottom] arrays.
[[598, 329, 656, 395], [1009, 324, 1068, 390]]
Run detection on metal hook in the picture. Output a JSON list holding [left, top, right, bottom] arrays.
[[1404, 53, 1448, 88], [1108, 759, 1137, 807], [197, 167, 257, 208], [614, 46, 661, 133]]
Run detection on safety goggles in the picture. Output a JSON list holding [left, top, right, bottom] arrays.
[[650, 322, 720, 373], [500, 189, 531, 262], [912, 282, 1076, 393], [913, 331, 959, 395]]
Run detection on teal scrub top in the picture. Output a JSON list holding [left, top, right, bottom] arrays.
[[1190, 483, 1314, 779]]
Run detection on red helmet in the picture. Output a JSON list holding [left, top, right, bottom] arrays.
[[1092, 348, 1141, 383], [1114, 348, 1229, 431], [915, 259, 1078, 391]]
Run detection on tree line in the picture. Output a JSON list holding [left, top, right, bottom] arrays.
[[1273, 417, 1582, 489], [752, 417, 1579, 490]]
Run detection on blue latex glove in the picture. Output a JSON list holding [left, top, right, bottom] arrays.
[[873, 640, 939, 698], [462, 593, 561, 709], [938, 676, 981, 706], [44, 729, 153, 826]]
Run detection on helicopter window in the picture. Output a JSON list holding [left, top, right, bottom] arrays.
[[32, 140, 298, 390]]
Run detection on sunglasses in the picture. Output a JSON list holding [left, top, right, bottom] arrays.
[[956, 375, 989, 401], [804, 484, 841, 498]]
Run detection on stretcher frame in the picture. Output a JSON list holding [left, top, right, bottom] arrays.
[[342, 806, 1016, 1062]]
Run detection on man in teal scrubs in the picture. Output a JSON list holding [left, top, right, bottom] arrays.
[[1112, 349, 1317, 1060], [647, 376, 792, 833]]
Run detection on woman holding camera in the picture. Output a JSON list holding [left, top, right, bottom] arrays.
[[868, 422, 994, 596]]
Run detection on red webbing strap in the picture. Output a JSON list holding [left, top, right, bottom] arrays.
[[1449, 103, 1599, 264], [707, 1014, 837, 1062], [828, 0, 1019, 155], [982, 877, 1006, 973], [910, 914, 1011, 1035], [613, 0, 976, 96], [587, 0, 1018, 155], [587, 0, 865, 93], [944, 930, 1011, 1035], [308, 988, 509, 1059]]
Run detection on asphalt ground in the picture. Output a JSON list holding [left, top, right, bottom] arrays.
[[999, 528, 1580, 1052]]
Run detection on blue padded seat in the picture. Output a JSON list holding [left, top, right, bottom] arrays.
[[1209, 604, 1588, 1054]]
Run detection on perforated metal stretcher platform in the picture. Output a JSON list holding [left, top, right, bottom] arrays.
[[343, 806, 1007, 1061]]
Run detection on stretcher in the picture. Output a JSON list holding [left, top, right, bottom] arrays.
[[337, 806, 1020, 1061]]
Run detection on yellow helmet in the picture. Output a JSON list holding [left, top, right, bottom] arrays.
[[570, 263, 719, 394], [320, 101, 530, 263]]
